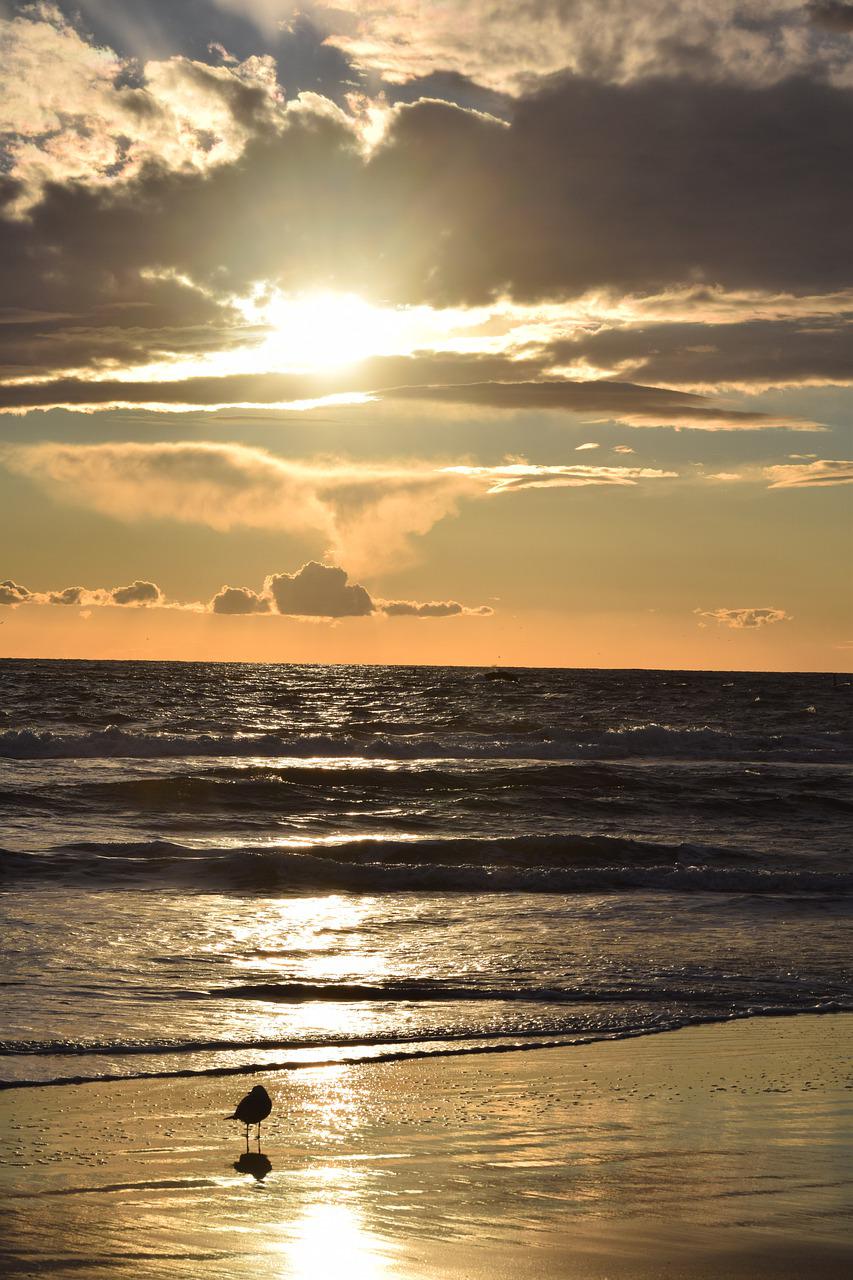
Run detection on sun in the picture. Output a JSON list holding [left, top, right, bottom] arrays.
[[258, 292, 403, 370], [105, 287, 491, 387], [243, 289, 487, 373]]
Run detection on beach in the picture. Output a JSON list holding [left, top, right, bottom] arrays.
[[2, 1014, 850, 1279]]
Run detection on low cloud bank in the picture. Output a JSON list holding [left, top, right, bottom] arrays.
[[3, 563, 491, 621], [381, 600, 493, 618], [695, 607, 791, 629], [212, 562, 492, 619], [209, 585, 270, 615], [0, 578, 165, 608]]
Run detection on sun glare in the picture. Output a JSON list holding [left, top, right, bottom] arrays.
[[251, 291, 481, 371]]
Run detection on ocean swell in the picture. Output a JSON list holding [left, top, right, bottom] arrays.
[[2, 837, 850, 895], [1, 723, 849, 762]]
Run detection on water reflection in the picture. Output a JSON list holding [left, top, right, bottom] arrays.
[[281, 1202, 394, 1280], [233, 1151, 273, 1181]]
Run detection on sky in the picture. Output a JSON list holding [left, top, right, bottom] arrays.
[[0, 0, 851, 669]]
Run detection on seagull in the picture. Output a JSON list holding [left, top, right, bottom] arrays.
[[228, 1084, 272, 1152]]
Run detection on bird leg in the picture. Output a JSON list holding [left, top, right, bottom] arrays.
[[245, 1124, 250, 1153], [256, 1122, 262, 1149]]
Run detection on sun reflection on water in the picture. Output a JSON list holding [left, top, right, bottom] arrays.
[[217, 895, 396, 1046], [280, 1201, 394, 1280]]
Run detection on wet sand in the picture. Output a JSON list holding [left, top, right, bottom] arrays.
[[1, 1014, 851, 1278]]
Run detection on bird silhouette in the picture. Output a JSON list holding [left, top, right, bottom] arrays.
[[228, 1084, 272, 1152]]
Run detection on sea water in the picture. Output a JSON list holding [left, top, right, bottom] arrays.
[[1, 660, 850, 1087]]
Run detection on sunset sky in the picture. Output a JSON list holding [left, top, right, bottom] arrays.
[[1, 0, 850, 668]]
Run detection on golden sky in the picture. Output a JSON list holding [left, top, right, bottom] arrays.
[[1, 2, 851, 668]]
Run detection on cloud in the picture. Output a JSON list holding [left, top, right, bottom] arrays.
[[575, 442, 599, 451], [3, 441, 473, 573], [3, 442, 684, 575], [444, 463, 677, 492], [0, 48, 850, 397], [110, 579, 163, 605], [0, 16, 846, 433], [0, 561, 491, 619], [208, 564, 494, 618], [0, 579, 31, 606], [547, 317, 853, 389], [0, 5, 283, 210], [0, 358, 819, 427], [695, 607, 791, 629], [380, 599, 493, 617], [46, 586, 87, 605], [764, 459, 853, 488], [386, 377, 816, 430], [265, 562, 373, 617], [210, 585, 270, 614], [0, 333, 816, 430], [293, 1, 853, 93], [807, 3, 853, 34], [0, 577, 165, 608]]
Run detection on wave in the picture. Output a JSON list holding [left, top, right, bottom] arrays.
[[0, 1024, 622, 1058], [1, 1003, 846, 1091], [1, 722, 850, 762], [8, 991, 851, 1062], [2, 837, 850, 895], [206, 980, 852, 1006], [4, 764, 850, 829]]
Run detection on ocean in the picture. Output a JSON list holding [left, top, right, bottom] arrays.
[[1, 659, 850, 1090]]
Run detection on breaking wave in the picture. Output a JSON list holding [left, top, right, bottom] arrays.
[[2, 837, 850, 894], [1, 723, 850, 762]]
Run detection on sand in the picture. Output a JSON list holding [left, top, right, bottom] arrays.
[[1, 1014, 851, 1279]]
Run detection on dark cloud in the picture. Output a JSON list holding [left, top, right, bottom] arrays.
[[1, 74, 850, 365], [0, 354, 816, 427], [807, 3, 853, 33], [0, 579, 31, 606], [547, 317, 853, 386], [110, 579, 162, 604], [211, 584, 270, 614], [47, 586, 86, 606], [370, 76, 853, 305], [385, 379, 814, 429], [213, 564, 495, 618], [1, 558, 494, 618], [381, 599, 493, 617], [0, 577, 164, 607], [265, 561, 374, 617], [0, 352, 540, 410], [0, 287, 246, 381]]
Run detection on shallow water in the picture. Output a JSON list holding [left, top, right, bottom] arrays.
[[1, 660, 850, 1085]]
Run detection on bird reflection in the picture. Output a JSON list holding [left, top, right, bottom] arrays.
[[233, 1151, 273, 1181]]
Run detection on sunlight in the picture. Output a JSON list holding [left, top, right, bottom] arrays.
[[249, 290, 479, 371], [280, 1201, 395, 1280], [82, 283, 609, 389]]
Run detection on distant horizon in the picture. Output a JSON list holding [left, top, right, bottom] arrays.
[[2, 653, 849, 677]]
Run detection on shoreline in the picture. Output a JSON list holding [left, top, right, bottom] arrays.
[[3, 1004, 849, 1092], [2, 1013, 850, 1278]]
